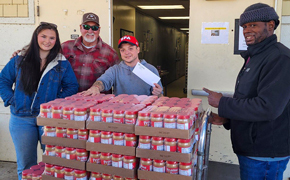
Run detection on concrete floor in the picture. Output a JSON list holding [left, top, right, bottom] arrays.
[[0, 161, 18, 179]]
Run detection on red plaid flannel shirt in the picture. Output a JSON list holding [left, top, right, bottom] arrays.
[[62, 36, 120, 92]]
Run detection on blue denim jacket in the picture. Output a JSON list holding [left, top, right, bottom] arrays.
[[0, 53, 79, 117]]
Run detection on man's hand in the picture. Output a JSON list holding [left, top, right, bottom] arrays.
[[208, 112, 228, 125], [11, 50, 21, 59], [79, 86, 100, 96], [152, 83, 163, 97], [203, 87, 223, 108]]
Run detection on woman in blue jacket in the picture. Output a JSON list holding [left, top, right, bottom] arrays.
[[0, 22, 79, 180]]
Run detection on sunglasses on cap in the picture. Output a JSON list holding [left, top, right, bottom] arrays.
[[82, 24, 99, 31], [40, 22, 57, 28]]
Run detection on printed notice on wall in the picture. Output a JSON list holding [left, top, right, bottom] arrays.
[[238, 26, 247, 50], [201, 22, 229, 44]]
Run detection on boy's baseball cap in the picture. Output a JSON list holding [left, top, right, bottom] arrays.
[[118, 35, 139, 48], [82, 12, 99, 25]]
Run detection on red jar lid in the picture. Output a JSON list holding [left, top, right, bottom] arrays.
[[74, 169, 86, 174], [177, 114, 190, 119], [22, 169, 33, 176], [125, 110, 138, 115], [63, 106, 74, 111], [45, 126, 55, 129], [164, 113, 177, 119], [153, 159, 164, 163], [74, 107, 87, 112], [101, 131, 112, 135], [103, 174, 111, 177], [101, 152, 111, 156], [138, 111, 150, 117], [30, 165, 41, 171], [90, 130, 101, 134], [76, 148, 86, 153], [54, 166, 64, 170], [55, 146, 64, 149], [112, 154, 123, 158], [124, 155, 135, 159], [45, 163, 53, 168], [64, 168, 74, 172], [140, 135, 151, 139], [141, 158, 151, 161], [38, 162, 45, 166], [65, 147, 75, 151], [152, 137, 163, 141], [167, 161, 177, 164], [178, 139, 191, 143], [165, 138, 176, 142], [180, 162, 192, 166], [40, 103, 51, 109], [56, 127, 66, 130], [113, 110, 125, 114], [114, 175, 122, 178], [124, 133, 136, 137], [46, 145, 55, 148], [90, 151, 100, 154], [113, 132, 124, 136], [52, 105, 62, 110], [32, 171, 42, 177], [78, 129, 88, 132], [92, 172, 101, 175], [67, 128, 77, 131], [151, 112, 163, 118], [90, 106, 101, 112], [102, 109, 113, 113]]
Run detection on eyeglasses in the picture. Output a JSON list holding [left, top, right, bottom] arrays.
[[40, 22, 57, 28], [82, 24, 99, 31]]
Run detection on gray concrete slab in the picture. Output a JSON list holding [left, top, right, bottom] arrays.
[[0, 161, 18, 180]]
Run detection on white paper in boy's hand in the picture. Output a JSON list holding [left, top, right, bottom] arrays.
[[132, 62, 161, 86]]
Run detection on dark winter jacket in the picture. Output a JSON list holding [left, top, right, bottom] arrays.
[[219, 35, 290, 157]]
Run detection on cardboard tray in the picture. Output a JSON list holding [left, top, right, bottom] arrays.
[[42, 175, 63, 180], [136, 148, 193, 163], [42, 136, 86, 149], [135, 124, 195, 139], [37, 117, 86, 129], [137, 170, 193, 180], [86, 142, 136, 156], [42, 155, 86, 170], [86, 162, 137, 178], [86, 120, 135, 133]]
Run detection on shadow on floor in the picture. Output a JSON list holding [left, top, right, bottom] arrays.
[[208, 161, 240, 180]]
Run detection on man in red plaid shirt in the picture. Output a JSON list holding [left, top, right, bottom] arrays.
[[62, 12, 119, 92]]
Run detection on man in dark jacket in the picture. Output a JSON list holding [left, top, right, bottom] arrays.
[[203, 3, 290, 180]]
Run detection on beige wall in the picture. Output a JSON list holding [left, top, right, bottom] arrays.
[[0, 0, 112, 162], [282, 0, 290, 15], [112, 0, 135, 56]]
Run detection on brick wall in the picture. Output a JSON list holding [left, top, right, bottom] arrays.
[[0, 0, 28, 17]]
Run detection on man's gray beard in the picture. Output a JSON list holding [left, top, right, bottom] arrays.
[[83, 33, 96, 43]]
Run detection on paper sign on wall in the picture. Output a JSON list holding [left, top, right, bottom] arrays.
[[201, 22, 229, 44]]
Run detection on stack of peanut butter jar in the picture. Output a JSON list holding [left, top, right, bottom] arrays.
[[35, 93, 202, 180]]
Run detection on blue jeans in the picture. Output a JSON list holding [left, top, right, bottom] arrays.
[[9, 114, 44, 180], [237, 155, 289, 180]]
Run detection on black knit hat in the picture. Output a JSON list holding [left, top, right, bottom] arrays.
[[239, 3, 280, 30]]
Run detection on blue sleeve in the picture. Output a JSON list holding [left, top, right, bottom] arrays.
[[57, 62, 79, 98], [97, 65, 116, 92], [0, 56, 18, 107]]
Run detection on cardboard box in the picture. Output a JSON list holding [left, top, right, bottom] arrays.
[[135, 125, 195, 139], [42, 155, 86, 170], [42, 175, 63, 180], [136, 148, 193, 163], [137, 170, 193, 180], [42, 136, 86, 149], [86, 162, 137, 178], [86, 142, 136, 156], [86, 120, 135, 133], [37, 117, 86, 129]]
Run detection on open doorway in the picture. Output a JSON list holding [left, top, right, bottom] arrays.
[[112, 0, 189, 98]]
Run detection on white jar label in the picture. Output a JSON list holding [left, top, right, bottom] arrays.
[[93, 116, 101, 122], [46, 132, 56, 137], [64, 175, 74, 180], [113, 139, 124, 146], [112, 161, 123, 168], [74, 115, 87, 121], [179, 169, 192, 176], [177, 123, 189, 130], [164, 122, 176, 129], [152, 121, 163, 128], [101, 138, 112, 144], [153, 166, 165, 173], [139, 143, 151, 149]]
